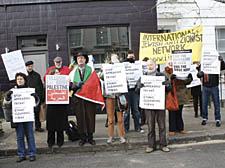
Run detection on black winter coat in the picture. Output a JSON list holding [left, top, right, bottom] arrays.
[[46, 104, 68, 131], [27, 71, 44, 102]]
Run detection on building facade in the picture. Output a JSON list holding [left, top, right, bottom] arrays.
[[157, 0, 225, 58], [0, 0, 157, 91]]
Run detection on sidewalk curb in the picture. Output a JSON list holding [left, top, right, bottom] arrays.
[[1, 133, 225, 156]]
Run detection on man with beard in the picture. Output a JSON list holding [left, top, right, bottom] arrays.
[[135, 59, 171, 153], [44, 56, 71, 82], [26, 61, 44, 132]]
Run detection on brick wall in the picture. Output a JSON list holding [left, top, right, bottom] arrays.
[[0, 0, 157, 91]]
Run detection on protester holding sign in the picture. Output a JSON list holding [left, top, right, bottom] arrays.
[[163, 59, 193, 136], [46, 68, 69, 148], [136, 59, 171, 153], [190, 62, 202, 118], [123, 50, 144, 133], [69, 52, 97, 146], [3, 73, 38, 162], [100, 53, 126, 144], [197, 55, 225, 127]]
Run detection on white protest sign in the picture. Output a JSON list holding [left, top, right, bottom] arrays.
[[172, 50, 192, 79], [12, 88, 35, 123], [201, 51, 220, 74], [102, 63, 128, 94], [186, 64, 202, 88], [124, 61, 142, 89], [46, 75, 69, 104], [1, 50, 28, 81], [139, 75, 165, 110]]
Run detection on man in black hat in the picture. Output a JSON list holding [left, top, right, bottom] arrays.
[[69, 52, 97, 146], [25, 61, 45, 132]]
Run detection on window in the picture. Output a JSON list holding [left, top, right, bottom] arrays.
[[216, 28, 225, 58], [68, 25, 129, 67], [96, 27, 111, 45], [18, 35, 47, 51], [68, 29, 83, 48], [158, 29, 171, 33]]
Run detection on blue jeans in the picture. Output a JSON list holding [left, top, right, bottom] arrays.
[[16, 122, 36, 157], [124, 90, 141, 131], [202, 86, 221, 121]]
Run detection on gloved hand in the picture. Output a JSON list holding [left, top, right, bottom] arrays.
[[187, 73, 193, 80], [6, 91, 13, 100], [31, 93, 40, 107], [162, 80, 169, 85], [170, 74, 176, 80], [31, 93, 36, 97], [197, 71, 204, 78], [69, 82, 73, 90], [76, 81, 84, 88], [219, 56, 223, 61], [140, 83, 145, 88]]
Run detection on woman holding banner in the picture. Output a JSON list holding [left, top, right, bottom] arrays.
[[46, 68, 68, 148], [163, 59, 193, 136], [3, 73, 38, 162]]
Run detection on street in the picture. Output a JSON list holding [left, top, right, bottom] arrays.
[[0, 141, 225, 168]]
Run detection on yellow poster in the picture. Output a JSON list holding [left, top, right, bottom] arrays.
[[139, 25, 203, 64]]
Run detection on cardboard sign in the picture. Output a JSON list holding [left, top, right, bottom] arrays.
[[102, 63, 128, 94], [201, 51, 220, 74], [12, 88, 35, 123], [124, 61, 142, 89], [172, 50, 192, 79], [1, 50, 28, 80], [139, 75, 165, 110], [46, 75, 69, 104], [186, 64, 202, 88]]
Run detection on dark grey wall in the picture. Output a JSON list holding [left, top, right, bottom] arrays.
[[0, 0, 157, 91]]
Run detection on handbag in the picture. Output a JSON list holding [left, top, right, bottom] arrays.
[[39, 102, 46, 122], [166, 80, 179, 111], [117, 95, 128, 112]]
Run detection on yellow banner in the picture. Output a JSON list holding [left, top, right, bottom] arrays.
[[139, 25, 203, 64]]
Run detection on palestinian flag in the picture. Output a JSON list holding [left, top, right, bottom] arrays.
[[75, 71, 104, 108]]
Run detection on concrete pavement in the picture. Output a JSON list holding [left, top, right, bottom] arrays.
[[0, 105, 225, 156]]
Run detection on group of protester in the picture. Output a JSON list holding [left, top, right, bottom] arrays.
[[3, 49, 225, 162]]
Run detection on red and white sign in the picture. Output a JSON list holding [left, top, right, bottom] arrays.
[[46, 75, 69, 104]]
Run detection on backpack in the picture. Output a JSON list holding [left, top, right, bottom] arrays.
[[65, 120, 80, 141]]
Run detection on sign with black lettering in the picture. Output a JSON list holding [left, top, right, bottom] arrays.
[[139, 75, 165, 109], [201, 51, 220, 74], [172, 50, 192, 79], [12, 88, 35, 123], [124, 62, 142, 89], [102, 63, 128, 94]]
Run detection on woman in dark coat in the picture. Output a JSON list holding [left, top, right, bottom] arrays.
[[4, 72, 38, 162], [46, 68, 68, 148]]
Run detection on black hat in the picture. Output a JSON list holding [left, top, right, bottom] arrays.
[[74, 52, 89, 64], [25, 61, 34, 66]]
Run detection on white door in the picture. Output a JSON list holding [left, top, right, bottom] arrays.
[[23, 53, 47, 81]]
